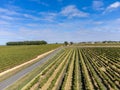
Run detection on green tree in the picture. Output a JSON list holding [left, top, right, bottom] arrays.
[[6, 40, 47, 46], [64, 41, 68, 46], [70, 42, 73, 45]]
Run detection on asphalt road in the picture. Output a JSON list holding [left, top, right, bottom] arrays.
[[0, 48, 62, 90]]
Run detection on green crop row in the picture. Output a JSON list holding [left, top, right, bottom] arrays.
[[82, 47, 120, 90], [7, 46, 120, 90], [22, 48, 72, 90]]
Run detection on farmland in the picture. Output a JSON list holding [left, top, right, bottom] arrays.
[[19, 47, 120, 90], [0, 44, 61, 72]]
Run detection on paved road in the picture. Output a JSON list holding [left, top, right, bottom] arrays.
[[0, 48, 62, 90]]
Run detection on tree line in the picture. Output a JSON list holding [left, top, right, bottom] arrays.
[[79, 41, 120, 44], [6, 40, 47, 45]]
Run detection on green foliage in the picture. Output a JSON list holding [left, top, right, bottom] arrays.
[[64, 41, 68, 46], [70, 42, 73, 45], [0, 44, 61, 72], [6, 40, 47, 46]]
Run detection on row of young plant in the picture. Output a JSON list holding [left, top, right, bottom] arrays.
[[22, 49, 67, 90], [37, 50, 75, 90], [60, 47, 104, 90], [80, 48, 107, 90], [37, 50, 69, 89], [87, 47, 120, 62], [61, 50, 76, 90], [47, 49, 74, 90], [72, 48, 81, 90], [58, 49, 75, 90], [22, 48, 73, 90], [22, 47, 120, 90], [59, 48, 90, 90], [78, 49, 95, 90], [92, 48, 120, 68], [81, 48, 120, 90], [85, 48, 120, 83]]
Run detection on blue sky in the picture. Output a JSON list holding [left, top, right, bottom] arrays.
[[0, 0, 120, 45]]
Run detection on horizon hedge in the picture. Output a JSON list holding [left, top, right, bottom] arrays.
[[6, 40, 47, 45]]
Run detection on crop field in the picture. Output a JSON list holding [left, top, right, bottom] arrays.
[[0, 44, 61, 72], [21, 47, 120, 90]]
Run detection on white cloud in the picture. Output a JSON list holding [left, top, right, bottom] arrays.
[[0, 15, 14, 20], [103, 1, 120, 13], [0, 30, 15, 36], [92, 21, 104, 25], [0, 18, 120, 45], [0, 7, 26, 21], [60, 5, 89, 18], [0, 8, 19, 15], [116, 18, 120, 21], [92, 0, 104, 10], [108, 1, 120, 9], [39, 12, 57, 22], [23, 14, 40, 20], [0, 7, 52, 22], [0, 20, 10, 25], [23, 12, 57, 22], [0, 5, 89, 22]]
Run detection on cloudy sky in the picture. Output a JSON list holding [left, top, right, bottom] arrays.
[[0, 0, 120, 45]]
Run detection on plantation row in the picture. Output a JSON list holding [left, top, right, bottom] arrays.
[[22, 47, 120, 90]]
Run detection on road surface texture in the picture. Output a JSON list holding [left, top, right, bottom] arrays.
[[0, 47, 62, 90]]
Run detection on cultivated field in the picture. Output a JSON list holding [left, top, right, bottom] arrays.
[[20, 47, 120, 90], [0, 44, 61, 72]]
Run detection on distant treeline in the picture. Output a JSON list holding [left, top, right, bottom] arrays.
[[6, 41, 47, 45], [79, 41, 120, 44]]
